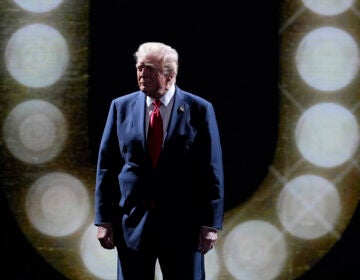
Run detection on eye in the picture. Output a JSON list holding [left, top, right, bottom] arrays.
[[136, 65, 157, 74]]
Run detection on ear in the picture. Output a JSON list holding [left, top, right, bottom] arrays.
[[166, 73, 175, 82]]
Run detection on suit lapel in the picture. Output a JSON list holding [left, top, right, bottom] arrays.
[[130, 89, 188, 150], [164, 89, 187, 145]]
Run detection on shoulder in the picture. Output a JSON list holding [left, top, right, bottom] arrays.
[[112, 91, 142, 105], [175, 86, 212, 107], [106, 91, 144, 112], [106, 91, 143, 116]]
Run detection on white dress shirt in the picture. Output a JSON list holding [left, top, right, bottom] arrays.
[[146, 84, 175, 143]]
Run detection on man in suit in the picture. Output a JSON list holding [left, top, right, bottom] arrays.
[[94, 42, 224, 280]]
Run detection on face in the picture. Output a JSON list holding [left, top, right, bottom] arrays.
[[136, 55, 173, 99]]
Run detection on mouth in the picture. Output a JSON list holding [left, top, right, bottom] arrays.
[[140, 81, 151, 87]]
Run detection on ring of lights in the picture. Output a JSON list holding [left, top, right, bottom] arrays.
[[1, 0, 360, 280]]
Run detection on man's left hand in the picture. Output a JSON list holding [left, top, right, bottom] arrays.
[[198, 227, 218, 255]]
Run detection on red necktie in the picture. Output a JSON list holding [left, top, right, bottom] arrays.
[[148, 99, 163, 167]]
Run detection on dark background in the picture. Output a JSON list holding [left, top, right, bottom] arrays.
[[1, 1, 360, 279], [87, 1, 280, 211]]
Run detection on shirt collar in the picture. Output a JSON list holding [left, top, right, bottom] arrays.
[[146, 84, 175, 107]]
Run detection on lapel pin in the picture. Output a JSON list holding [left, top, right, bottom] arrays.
[[179, 105, 185, 112]]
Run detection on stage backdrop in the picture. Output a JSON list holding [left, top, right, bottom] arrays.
[[1, 0, 360, 279]]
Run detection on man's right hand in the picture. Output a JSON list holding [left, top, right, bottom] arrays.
[[97, 224, 115, 249]]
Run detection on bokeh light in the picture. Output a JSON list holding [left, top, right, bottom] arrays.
[[302, 0, 354, 16], [3, 99, 68, 164], [13, 0, 63, 13], [277, 174, 341, 239], [1, 0, 360, 279], [5, 23, 69, 88], [295, 26, 359, 91], [81, 224, 117, 280], [26, 172, 90, 237], [295, 102, 359, 167], [223, 220, 287, 280]]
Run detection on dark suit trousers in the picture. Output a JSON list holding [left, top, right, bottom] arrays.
[[116, 246, 205, 280]]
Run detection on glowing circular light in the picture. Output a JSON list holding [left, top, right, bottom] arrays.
[[1, 1, 359, 279], [223, 220, 287, 280], [205, 248, 220, 280], [302, 0, 354, 15], [295, 102, 359, 167], [19, 113, 56, 152], [296, 26, 359, 91], [5, 23, 69, 88], [81, 224, 117, 280], [13, 0, 63, 13], [26, 172, 90, 237], [3, 99, 68, 164], [277, 174, 341, 239]]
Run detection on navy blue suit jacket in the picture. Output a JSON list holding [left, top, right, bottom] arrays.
[[94, 86, 224, 251]]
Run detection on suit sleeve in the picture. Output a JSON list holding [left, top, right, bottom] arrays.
[[201, 102, 225, 230], [94, 100, 123, 225]]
